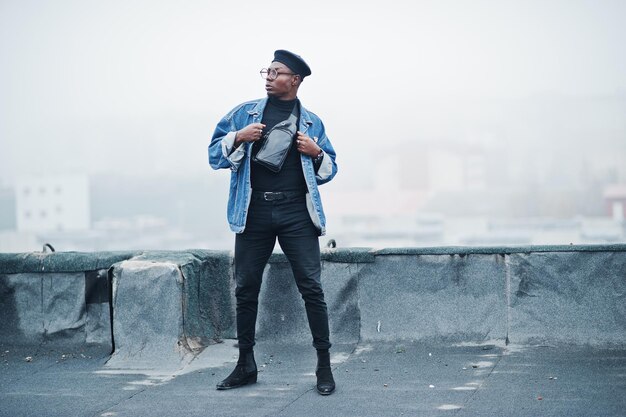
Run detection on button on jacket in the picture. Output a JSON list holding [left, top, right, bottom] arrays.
[[208, 97, 338, 235]]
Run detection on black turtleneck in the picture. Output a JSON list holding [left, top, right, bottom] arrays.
[[251, 96, 307, 192]]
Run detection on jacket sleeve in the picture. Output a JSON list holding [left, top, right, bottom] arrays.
[[312, 121, 338, 185], [208, 111, 246, 172]]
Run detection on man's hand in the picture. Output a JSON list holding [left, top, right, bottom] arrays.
[[234, 123, 266, 146], [295, 131, 322, 158]]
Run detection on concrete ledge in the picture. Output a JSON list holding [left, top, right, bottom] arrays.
[[257, 258, 362, 346], [359, 253, 507, 343], [268, 247, 375, 263], [373, 243, 626, 255], [121, 250, 235, 343], [0, 271, 111, 348], [105, 250, 236, 367], [2, 245, 625, 367], [507, 251, 626, 346], [0, 251, 138, 274], [109, 260, 188, 368], [0, 251, 136, 350]]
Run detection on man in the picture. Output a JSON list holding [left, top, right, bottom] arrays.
[[208, 50, 338, 395]]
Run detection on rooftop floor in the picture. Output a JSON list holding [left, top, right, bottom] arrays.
[[2, 340, 625, 417]]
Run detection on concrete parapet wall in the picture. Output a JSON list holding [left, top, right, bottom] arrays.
[[107, 250, 236, 368], [359, 253, 507, 343], [257, 256, 364, 347], [1, 245, 625, 363], [364, 245, 626, 346], [0, 251, 138, 349], [0, 269, 114, 348], [507, 250, 626, 346]]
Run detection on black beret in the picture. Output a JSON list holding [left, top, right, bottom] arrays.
[[272, 49, 312, 78]]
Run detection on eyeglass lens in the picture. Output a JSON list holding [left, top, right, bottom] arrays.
[[260, 68, 277, 80]]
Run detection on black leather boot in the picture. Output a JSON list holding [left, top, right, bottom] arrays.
[[316, 349, 335, 395], [216, 350, 257, 390]]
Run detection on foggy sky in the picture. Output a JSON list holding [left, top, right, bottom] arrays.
[[1, 0, 625, 187]]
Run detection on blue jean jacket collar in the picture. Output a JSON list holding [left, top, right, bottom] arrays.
[[247, 97, 313, 133]]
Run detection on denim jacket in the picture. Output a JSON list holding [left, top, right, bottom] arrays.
[[208, 97, 338, 235]]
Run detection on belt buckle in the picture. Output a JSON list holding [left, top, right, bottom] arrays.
[[263, 192, 278, 201]]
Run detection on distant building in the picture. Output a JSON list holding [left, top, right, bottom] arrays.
[[15, 175, 90, 232], [0, 186, 16, 231], [426, 145, 487, 192], [603, 184, 626, 221]]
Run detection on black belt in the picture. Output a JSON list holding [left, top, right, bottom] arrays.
[[251, 190, 305, 201]]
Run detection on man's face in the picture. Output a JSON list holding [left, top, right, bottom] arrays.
[[265, 62, 299, 99]]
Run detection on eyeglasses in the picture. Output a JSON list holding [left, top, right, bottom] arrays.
[[260, 68, 296, 81]]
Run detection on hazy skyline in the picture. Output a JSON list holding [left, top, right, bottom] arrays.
[[1, 0, 625, 189]]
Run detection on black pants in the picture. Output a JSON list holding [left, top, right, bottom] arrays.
[[234, 193, 331, 351]]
